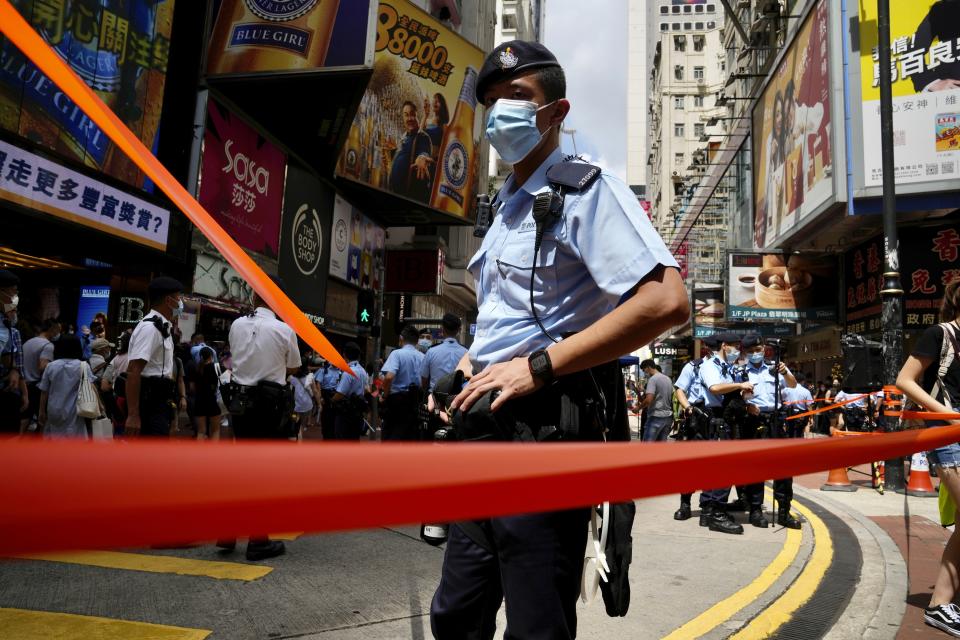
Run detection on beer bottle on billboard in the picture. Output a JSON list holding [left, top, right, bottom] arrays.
[[207, 0, 341, 75], [430, 67, 478, 217]]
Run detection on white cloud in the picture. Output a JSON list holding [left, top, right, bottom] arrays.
[[545, 0, 628, 181]]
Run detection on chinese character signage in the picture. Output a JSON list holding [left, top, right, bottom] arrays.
[[0, 139, 170, 250], [278, 165, 334, 316], [198, 99, 286, 258], [335, 0, 484, 220], [207, 0, 373, 75], [752, 0, 833, 249], [858, 1, 960, 189], [329, 194, 384, 290], [845, 226, 960, 333], [727, 252, 838, 322], [0, 0, 176, 190]]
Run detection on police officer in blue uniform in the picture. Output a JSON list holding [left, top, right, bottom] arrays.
[[742, 334, 802, 529], [381, 324, 426, 441], [421, 313, 468, 393], [673, 336, 719, 521], [319, 358, 343, 440], [698, 332, 754, 534], [429, 40, 689, 640], [332, 342, 370, 440]]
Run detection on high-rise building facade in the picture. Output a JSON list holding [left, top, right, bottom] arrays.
[[626, 1, 657, 201]]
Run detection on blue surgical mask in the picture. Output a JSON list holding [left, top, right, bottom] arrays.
[[418, 339, 432, 352], [725, 349, 740, 364], [172, 298, 184, 318], [748, 352, 764, 365], [485, 99, 555, 164]]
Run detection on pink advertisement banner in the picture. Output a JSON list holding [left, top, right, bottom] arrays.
[[199, 99, 287, 258]]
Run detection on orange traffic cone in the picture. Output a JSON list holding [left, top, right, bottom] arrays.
[[821, 466, 858, 492], [905, 452, 938, 498]]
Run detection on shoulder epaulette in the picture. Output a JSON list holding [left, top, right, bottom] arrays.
[[546, 161, 601, 192]]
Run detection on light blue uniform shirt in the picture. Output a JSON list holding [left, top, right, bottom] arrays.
[[744, 363, 790, 412], [321, 366, 342, 391], [784, 385, 813, 412], [699, 356, 734, 409], [467, 148, 679, 370], [382, 344, 424, 394], [336, 361, 369, 397], [420, 337, 468, 390], [674, 359, 706, 405], [835, 390, 867, 408]]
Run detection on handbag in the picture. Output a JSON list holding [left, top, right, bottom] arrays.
[[76, 362, 100, 419], [91, 416, 113, 439], [901, 322, 960, 430]]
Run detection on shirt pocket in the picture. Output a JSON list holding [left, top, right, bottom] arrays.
[[493, 237, 560, 318]]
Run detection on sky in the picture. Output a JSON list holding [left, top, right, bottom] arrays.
[[544, 0, 628, 181]]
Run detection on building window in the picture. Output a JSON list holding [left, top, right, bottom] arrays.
[[683, 4, 691, 12], [695, 4, 704, 12], [672, 5, 680, 13], [694, 123, 705, 137], [707, 21, 716, 29], [660, 23, 669, 31], [693, 34, 705, 51], [695, 22, 704, 30], [674, 65, 684, 80], [674, 35, 686, 51], [684, 22, 692, 30], [720, 59, 726, 72], [675, 152, 685, 166], [674, 123, 685, 137], [707, 4, 715, 12], [502, 12, 517, 31], [671, 22, 681, 31], [694, 66, 705, 80], [660, 6, 668, 14], [674, 95, 684, 109], [694, 95, 704, 107]]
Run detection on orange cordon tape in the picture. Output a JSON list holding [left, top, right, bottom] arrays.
[[901, 412, 960, 421], [2, 426, 960, 555], [785, 394, 870, 421], [0, 1, 352, 375]]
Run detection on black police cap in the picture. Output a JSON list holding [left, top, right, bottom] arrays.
[[701, 335, 721, 350], [441, 312, 461, 331], [0, 269, 19, 288], [716, 331, 742, 346], [741, 333, 763, 349], [148, 276, 183, 298], [476, 40, 561, 103]]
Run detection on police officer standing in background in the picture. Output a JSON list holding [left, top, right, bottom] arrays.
[[742, 334, 802, 529], [421, 313, 468, 392], [699, 333, 752, 535], [319, 358, 343, 440], [331, 342, 369, 440], [430, 41, 689, 639], [381, 324, 425, 441], [220, 280, 301, 561], [672, 336, 716, 521], [125, 277, 183, 437]]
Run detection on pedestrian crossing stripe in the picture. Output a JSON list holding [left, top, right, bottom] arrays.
[[0, 607, 211, 639], [15, 550, 272, 581]]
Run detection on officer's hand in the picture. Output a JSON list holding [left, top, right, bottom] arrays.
[[682, 406, 693, 416], [746, 404, 760, 416], [777, 362, 788, 375], [450, 357, 542, 414], [740, 382, 754, 392], [125, 414, 141, 436]]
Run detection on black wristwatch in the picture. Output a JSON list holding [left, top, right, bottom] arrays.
[[528, 349, 554, 385]]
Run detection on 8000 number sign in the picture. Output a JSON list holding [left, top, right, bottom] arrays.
[[375, 4, 449, 72]]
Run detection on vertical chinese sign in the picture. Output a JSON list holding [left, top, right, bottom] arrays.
[[0, 0, 176, 189]]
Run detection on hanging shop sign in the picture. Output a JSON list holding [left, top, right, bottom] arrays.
[[328, 194, 385, 291], [727, 251, 838, 323], [192, 253, 256, 307], [0, 139, 171, 250], [384, 248, 444, 295], [0, 0, 176, 189]]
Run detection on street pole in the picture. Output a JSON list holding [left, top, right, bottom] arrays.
[[877, 0, 906, 492]]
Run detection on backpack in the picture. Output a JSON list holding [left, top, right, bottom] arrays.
[[901, 321, 960, 430]]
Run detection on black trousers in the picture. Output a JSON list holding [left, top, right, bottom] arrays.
[[430, 508, 590, 640], [334, 412, 363, 440], [139, 378, 175, 437], [320, 390, 337, 440], [383, 391, 419, 441], [231, 400, 286, 440]]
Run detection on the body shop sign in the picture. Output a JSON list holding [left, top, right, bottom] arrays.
[[199, 99, 286, 258], [279, 165, 334, 315]]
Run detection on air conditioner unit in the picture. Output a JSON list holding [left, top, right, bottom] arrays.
[[697, 78, 705, 85]]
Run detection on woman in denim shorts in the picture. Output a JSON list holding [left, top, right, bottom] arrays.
[[897, 281, 960, 637]]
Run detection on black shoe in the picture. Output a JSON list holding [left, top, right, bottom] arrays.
[[776, 508, 802, 530], [749, 508, 769, 529], [708, 511, 744, 535], [674, 504, 692, 521], [215, 539, 236, 551], [727, 498, 747, 513], [699, 506, 712, 527], [925, 604, 960, 637], [245, 540, 285, 561]]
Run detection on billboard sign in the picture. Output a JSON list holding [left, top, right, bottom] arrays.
[[752, 0, 833, 249], [0, 139, 171, 250], [857, 1, 960, 190], [692, 285, 724, 330], [192, 253, 256, 306], [198, 98, 287, 258], [278, 165, 334, 315], [0, 0, 176, 189], [329, 194, 384, 290], [335, 0, 484, 220], [206, 0, 374, 75], [77, 286, 111, 331], [727, 252, 838, 322], [384, 248, 444, 294]]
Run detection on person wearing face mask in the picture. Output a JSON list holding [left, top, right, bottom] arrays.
[[825, 377, 843, 431], [741, 334, 801, 529], [430, 41, 688, 637], [21, 318, 61, 433], [125, 277, 183, 437], [0, 269, 27, 434], [697, 333, 753, 535], [418, 331, 434, 354], [380, 324, 425, 441]]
